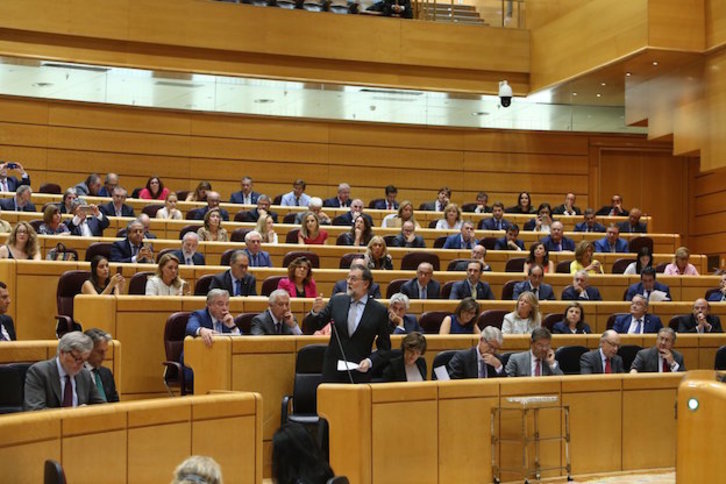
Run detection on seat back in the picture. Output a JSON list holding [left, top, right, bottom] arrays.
[[504, 257, 526, 272], [141, 204, 164, 218], [556, 260, 572, 274], [705, 288, 721, 300], [194, 274, 216, 296], [335, 233, 350, 246], [431, 350, 457, 380], [39, 183, 62, 194], [541, 312, 562, 331], [628, 236, 653, 253], [272, 194, 283, 205], [175, 190, 190, 200], [479, 237, 497, 250], [291, 344, 328, 414], [56, 270, 91, 318], [554, 346, 589, 375], [283, 212, 298, 224], [0, 362, 32, 414], [262, 276, 285, 296], [606, 313, 628, 329], [28, 219, 43, 233], [440, 281, 455, 299], [368, 198, 384, 209], [128, 271, 154, 295], [617, 344, 643, 371], [433, 236, 447, 249], [382, 235, 396, 247], [655, 262, 668, 273], [501, 280, 520, 300], [611, 258, 635, 274], [220, 248, 238, 267], [385, 278, 409, 299], [285, 228, 301, 244], [163, 312, 190, 369], [400, 252, 440, 271], [230, 227, 252, 243], [446, 258, 469, 271], [44, 459, 67, 484], [338, 253, 363, 269], [331, 214, 350, 226], [84, 242, 113, 262], [715, 346, 726, 370], [234, 313, 257, 334], [477, 310, 508, 330], [282, 251, 320, 269], [460, 202, 478, 212], [419, 311, 448, 334], [427, 220, 438, 229], [668, 315, 683, 330], [186, 208, 205, 220], [156, 248, 176, 263], [178, 225, 201, 240]]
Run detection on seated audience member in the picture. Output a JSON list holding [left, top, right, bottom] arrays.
[[502, 291, 541, 334], [451, 245, 491, 271], [280, 179, 311, 207], [472, 191, 491, 214], [0, 222, 41, 260], [271, 423, 335, 484], [479, 202, 511, 231], [505, 328, 563, 377], [228, 176, 258, 204], [368, 0, 413, 18], [298, 212, 328, 245], [574, 208, 606, 232], [562, 270, 602, 301], [708, 273, 726, 302], [447, 326, 505, 379], [186, 289, 241, 347], [494, 224, 525, 251], [243, 194, 278, 223], [39, 204, 70, 235], [664, 246, 699, 276], [156, 192, 183, 220], [336, 198, 373, 227], [552, 192, 581, 216], [256, 213, 278, 244], [0, 185, 36, 212], [440, 297, 481, 335], [571, 240, 603, 274], [623, 246, 653, 275], [580, 330, 624, 374], [0, 210, 10, 233], [172, 456, 223, 484], [506, 191, 535, 214], [331, 258, 382, 298], [338, 214, 374, 247], [81, 256, 125, 295], [676, 298, 723, 333], [197, 208, 228, 242], [630, 328, 685, 373], [251, 289, 303, 335], [137, 214, 157, 239], [593, 223, 628, 253], [552, 301, 591, 334], [435, 203, 463, 230], [210, 250, 257, 296], [0, 281, 17, 341], [138, 176, 170, 200], [382, 332, 427, 382], [449, 261, 495, 300], [278, 256, 318, 298], [400, 262, 440, 299], [294, 197, 331, 225], [244, 230, 272, 267], [512, 264, 555, 301], [23, 331, 105, 410], [391, 220, 425, 248], [75, 173, 102, 197], [442, 221, 477, 249], [613, 294, 663, 334], [386, 294, 423, 334], [322, 182, 352, 208], [99, 186, 135, 218], [374, 184, 400, 210], [97, 172, 118, 198], [187, 180, 212, 202], [364, 236, 393, 270], [420, 186, 451, 212], [59, 188, 78, 214], [190, 191, 231, 221], [0, 160, 30, 192], [618, 207, 647, 233], [146, 253, 187, 296], [381, 200, 421, 229], [539, 221, 575, 252], [523, 203, 555, 232], [173, 232, 205, 266], [524, 242, 555, 274], [596, 193, 628, 216], [83, 328, 119, 402], [625, 267, 671, 302], [110, 219, 154, 263]]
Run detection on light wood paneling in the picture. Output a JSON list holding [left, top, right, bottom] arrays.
[[648, 0, 705, 51]]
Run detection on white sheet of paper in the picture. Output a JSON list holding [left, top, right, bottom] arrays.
[[434, 366, 450, 381], [337, 360, 360, 371], [649, 290, 670, 302]]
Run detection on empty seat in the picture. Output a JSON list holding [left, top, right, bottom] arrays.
[[419, 311, 449, 334], [282, 251, 320, 269], [400, 252, 440, 271], [504, 257, 526, 272], [477, 310, 507, 330], [128, 271, 154, 295], [555, 346, 589, 375], [611, 258, 635, 274], [0, 362, 33, 414]]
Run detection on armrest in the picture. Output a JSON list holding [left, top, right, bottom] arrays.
[[281, 395, 293, 424]]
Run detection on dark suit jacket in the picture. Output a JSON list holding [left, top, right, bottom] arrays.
[[65, 214, 110, 237], [540, 235, 575, 252], [612, 313, 663, 334], [250, 310, 300, 335], [523, 217, 559, 231], [552, 321, 592, 334], [323, 197, 351, 208], [391, 234, 425, 248], [99, 202, 135, 218], [449, 280, 495, 300], [552, 204, 581, 215], [208, 270, 257, 296], [334, 211, 373, 227], [382, 356, 426, 382], [0, 314, 16, 340], [593, 237, 629, 253], [419, 200, 439, 212], [631, 346, 685, 372], [24, 358, 104, 410], [185, 308, 242, 336], [400, 278, 441, 300], [494, 237, 525, 250], [442, 233, 478, 250], [625, 281, 671, 302], [676, 314, 723, 333], [373, 200, 399, 210], [0, 197, 36, 212], [332, 280, 381, 299], [505, 351, 564, 377], [303, 294, 391, 382], [447, 347, 503, 379], [188, 206, 231, 221], [573, 221, 606, 233], [171, 249, 206, 266], [595, 206, 628, 216], [243, 249, 272, 267], [617, 221, 647, 234], [561, 285, 602, 301], [708, 291, 725, 302], [238, 208, 277, 223], [2, 174, 30, 192], [579, 349, 624, 374], [512, 281, 555, 300], [229, 191, 260, 204], [110, 239, 153, 263], [479, 217, 511, 231], [390, 314, 423, 334], [451, 261, 491, 272], [94, 366, 120, 402]]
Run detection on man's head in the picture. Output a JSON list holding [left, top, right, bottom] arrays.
[[720, 273, 726, 291], [389, 293, 410, 320], [583, 208, 597, 227], [385, 185, 398, 204], [416, 262, 434, 287], [15, 185, 32, 205], [599, 330, 621, 359], [57, 331, 94, 376], [86, 174, 102, 195], [478, 326, 503, 358], [206, 289, 230, 321], [257, 195, 271, 213], [640, 266, 657, 291], [401, 220, 415, 238], [630, 294, 648, 318], [181, 232, 200, 255], [240, 176, 253, 195], [337, 183, 351, 203], [527, 264, 544, 288], [471, 244, 486, 261], [692, 298, 710, 318], [112, 186, 128, 207], [466, 261, 483, 285], [206, 191, 221, 210], [530, 327, 553, 360], [628, 208, 642, 226], [350, 199, 364, 215], [460, 221, 475, 242], [476, 191, 488, 206], [84, 328, 112, 369], [437, 187, 451, 205], [244, 230, 263, 255], [347, 264, 372, 300], [138, 213, 152, 233], [0, 281, 10, 314], [505, 225, 519, 242], [656, 327, 676, 352], [550, 221, 564, 242], [491, 202, 504, 220], [564, 192, 576, 207], [573, 270, 589, 289], [127, 220, 145, 246], [292, 179, 306, 197], [308, 197, 323, 215], [611, 194, 623, 208], [104, 173, 118, 195], [268, 289, 291, 320], [606, 224, 620, 244], [229, 250, 250, 280]]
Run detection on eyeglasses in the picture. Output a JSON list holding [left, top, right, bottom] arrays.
[[66, 350, 85, 363]]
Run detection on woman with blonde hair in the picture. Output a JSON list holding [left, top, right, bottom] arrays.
[[172, 455, 222, 484], [156, 192, 182, 220], [146, 253, 188, 296], [364, 236, 393, 270], [570, 240, 603, 274], [255, 213, 278, 244], [502, 291, 541, 334], [298, 211, 328, 245], [0, 222, 41, 260], [197, 208, 228, 242], [381, 200, 421, 229], [435, 203, 463, 230], [664, 246, 699, 275], [185, 181, 211, 202]]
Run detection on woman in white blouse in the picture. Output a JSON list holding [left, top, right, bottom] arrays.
[[145, 253, 188, 296], [256, 213, 278, 244], [435, 203, 463, 230], [502, 291, 541, 334], [155, 192, 183, 220]]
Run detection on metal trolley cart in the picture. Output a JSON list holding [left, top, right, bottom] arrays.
[[491, 395, 572, 483]]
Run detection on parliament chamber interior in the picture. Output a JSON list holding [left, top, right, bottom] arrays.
[[0, 0, 725, 483]]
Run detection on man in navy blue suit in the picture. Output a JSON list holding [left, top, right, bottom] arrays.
[[593, 224, 629, 253], [238, 195, 278, 223], [442, 222, 478, 250], [243, 230, 272, 267], [0, 282, 16, 341], [612, 294, 663, 334], [399, 262, 440, 300], [449, 261, 495, 300], [373, 185, 399, 211], [479, 202, 511, 231], [708, 274, 726, 302], [625, 267, 671, 302], [229, 176, 260, 205], [323, 183, 352, 208], [512, 264, 555, 301], [494, 225, 525, 251], [186, 289, 241, 346], [172, 232, 206, 266], [561, 270, 602, 301], [617, 208, 647, 234], [65, 200, 110, 237], [0, 161, 31, 193], [110, 219, 154, 263], [574, 209, 606, 233], [539, 221, 575, 252], [188, 191, 230, 221], [0, 185, 36, 212], [99, 186, 135, 218], [387, 293, 423, 334]]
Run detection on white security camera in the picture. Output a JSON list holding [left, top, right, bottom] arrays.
[[499, 80, 513, 108]]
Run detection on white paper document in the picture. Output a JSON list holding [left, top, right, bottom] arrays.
[[433, 366, 450, 381], [337, 360, 360, 371]]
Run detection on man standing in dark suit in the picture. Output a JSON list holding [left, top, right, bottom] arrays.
[[99, 187, 135, 218], [0, 161, 31, 192], [676, 299, 723, 333], [391, 221, 426, 248], [0, 281, 16, 341], [580, 330, 624, 374], [612, 295, 663, 334], [420, 187, 450, 212], [400, 262, 440, 300], [0, 185, 36, 212], [479, 202, 512, 231], [323, 183, 352, 208], [229, 176, 261, 205], [250, 290, 303, 335], [304, 264, 390, 383], [552, 192, 581, 216], [65, 200, 110, 237], [83, 328, 119, 402], [512, 264, 555, 301], [172, 232, 206, 266], [561, 270, 603, 301], [209, 250, 257, 297], [494, 225, 525, 251], [630, 328, 685, 373], [110, 219, 154, 263], [447, 327, 505, 379], [505, 328, 564, 377], [185, 289, 242, 347], [373, 185, 399, 210], [539, 221, 575, 252], [449, 261, 495, 300], [617, 208, 647, 233], [573, 209, 606, 233]]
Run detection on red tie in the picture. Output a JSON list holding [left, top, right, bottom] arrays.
[[62, 375, 73, 407], [604, 358, 612, 374], [534, 359, 541, 377], [662, 359, 670, 373]]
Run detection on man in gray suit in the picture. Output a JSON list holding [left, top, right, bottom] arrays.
[[24, 332, 105, 411], [580, 330, 624, 374], [630, 327, 686, 373], [250, 290, 303, 335], [506, 328, 563, 377]]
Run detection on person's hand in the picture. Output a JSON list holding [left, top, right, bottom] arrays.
[[535, 216, 542, 229], [507, 240, 518, 249], [88, 204, 100, 217], [312, 294, 325, 313], [545, 349, 556, 366], [573, 281, 584, 293], [591, 260, 601, 271], [358, 359, 371, 373], [482, 353, 501, 369], [354, 226, 363, 242], [282, 311, 296, 327], [181, 281, 190, 296], [257, 208, 268, 218], [659, 348, 674, 366], [405, 232, 415, 243], [139, 246, 153, 261], [221, 312, 236, 329], [696, 312, 711, 332], [388, 308, 403, 327], [267, 230, 276, 241], [111, 273, 124, 287], [200, 327, 216, 347]]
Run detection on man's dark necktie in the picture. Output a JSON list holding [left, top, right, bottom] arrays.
[[62, 375, 73, 407], [662, 360, 670, 373], [235, 279, 243, 297]]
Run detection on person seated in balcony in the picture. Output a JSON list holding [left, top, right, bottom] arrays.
[[449, 261, 494, 300], [612, 295, 663, 334], [502, 291, 541, 335], [256, 213, 278, 244], [145, 253, 188, 296], [523, 203, 555, 233], [523, 242, 555, 274], [277, 257, 318, 298], [363, 236, 393, 270], [539, 221, 575, 252], [187, 180, 212, 203], [280, 179, 312, 207], [294, 197, 331, 225], [0, 161, 30, 192], [435, 203, 463, 230], [512, 264, 555, 301], [99, 186, 135, 218], [382, 200, 420, 229], [663, 246, 699, 276], [506, 191, 535, 214], [625, 267, 671, 302], [38, 204, 70, 236], [367, 0, 413, 18], [573, 208, 606, 233], [594, 222, 629, 253], [595, 193, 628, 216], [386, 294, 423, 334], [440, 297, 481, 335], [494, 224, 525, 251], [338, 214, 373, 247], [0, 222, 41, 261], [156, 192, 183, 220], [552, 192, 581, 216], [561, 270, 602, 301], [617, 207, 647, 234], [442, 221, 477, 250], [373, 184, 400, 210], [447, 327, 505, 379], [138, 176, 171, 201], [391, 220, 425, 248], [197, 208, 228, 242], [81, 256, 125, 296], [298, 212, 328, 245], [552, 301, 592, 334], [571, 240, 603, 275], [0, 185, 36, 213], [251, 290, 303, 335], [381, 332, 427, 384], [420, 186, 451, 212], [322, 182, 352, 208], [479, 202, 511, 231], [623, 246, 653, 275]]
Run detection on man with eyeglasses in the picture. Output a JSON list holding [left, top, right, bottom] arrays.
[[400, 262, 440, 300], [447, 326, 505, 379], [391, 220, 425, 248], [580, 330, 624, 374], [24, 331, 105, 410], [209, 250, 256, 297], [596, 194, 628, 217]]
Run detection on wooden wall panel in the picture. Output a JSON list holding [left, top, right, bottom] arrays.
[[648, 0, 705, 51], [706, 0, 726, 48]]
